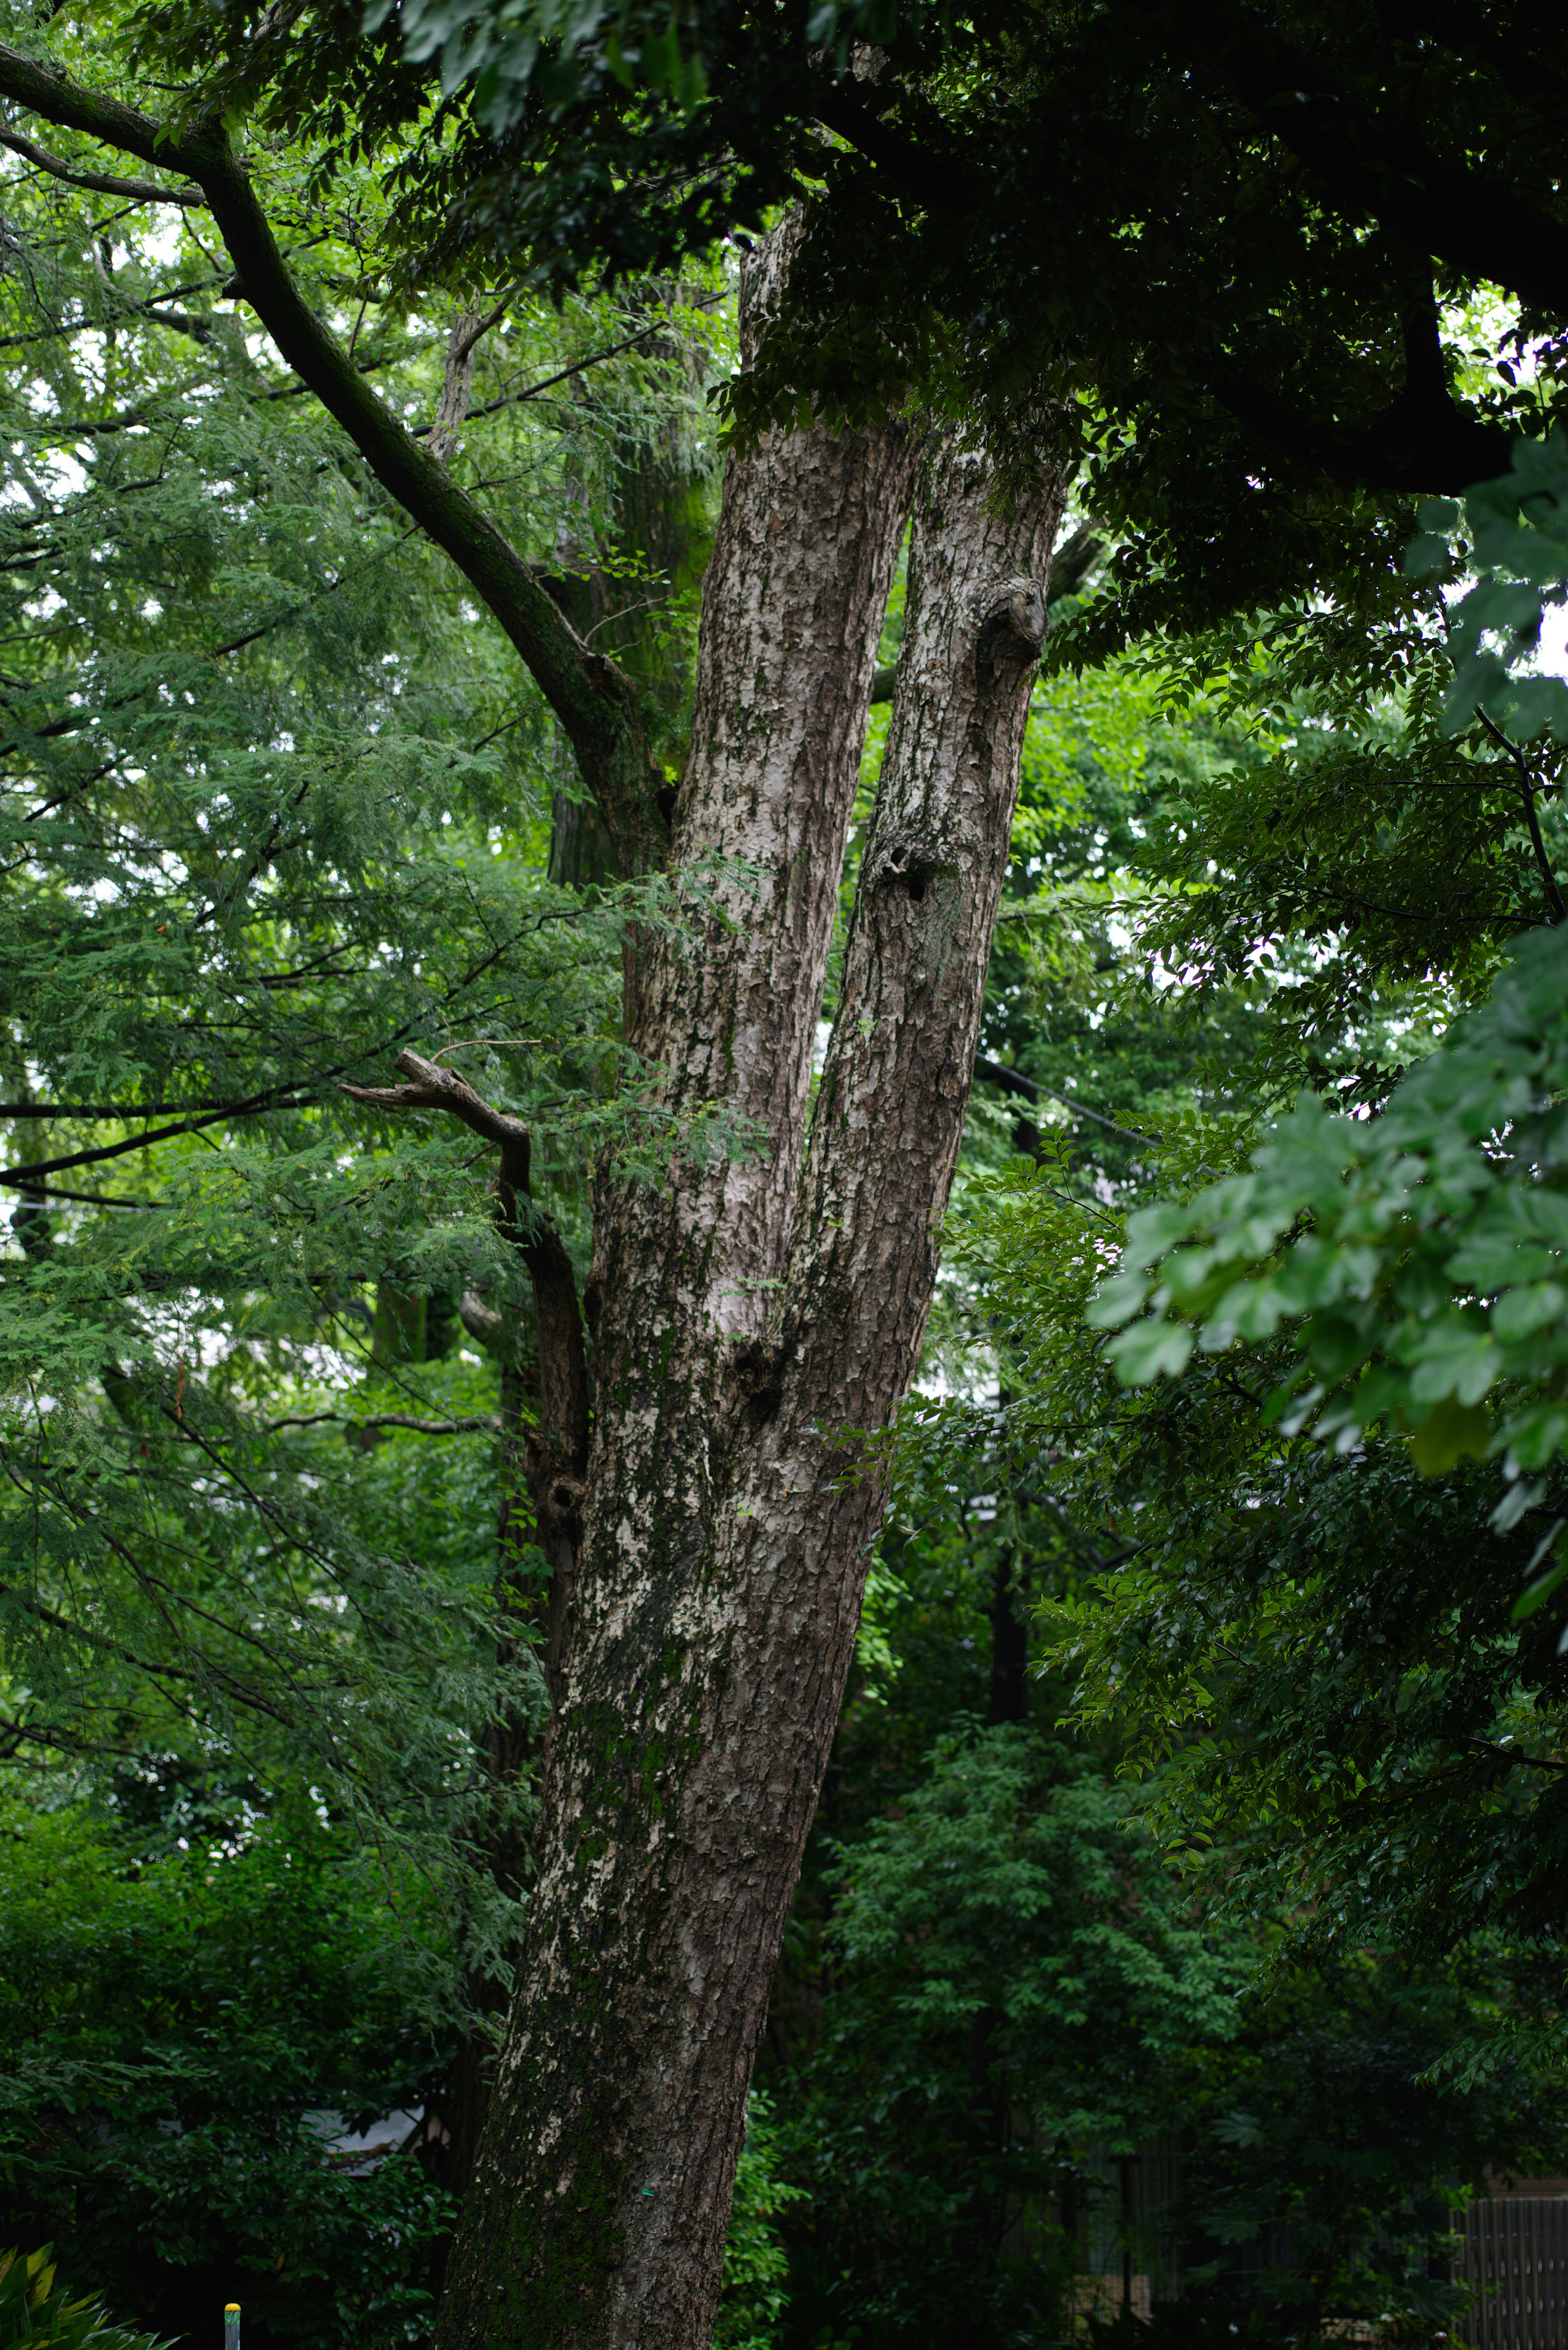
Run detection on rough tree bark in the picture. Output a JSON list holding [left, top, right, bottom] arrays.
[[437, 363, 1064, 2337], [341, 1050, 592, 2196], [0, 51, 1065, 2342]]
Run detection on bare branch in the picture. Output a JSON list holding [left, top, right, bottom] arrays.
[[418, 291, 727, 441], [973, 1055, 1162, 1150], [342, 1049, 531, 1184], [0, 122, 205, 206], [342, 1050, 589, 1484], [266, 1409, 499, 1436]]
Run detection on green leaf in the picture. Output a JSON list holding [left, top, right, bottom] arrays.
[[1408, 1397, 1493, 1476], [1085, 1269, 1150, 1331], [1512, 1524, 1568, 1620], [1107, 1319, 1195, 1385]]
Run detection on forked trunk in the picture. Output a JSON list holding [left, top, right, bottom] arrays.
[[437, 268, 1065, 2338], [0, 54, 1062, 2346]]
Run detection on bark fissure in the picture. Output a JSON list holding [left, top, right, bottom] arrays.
[[0, 62, 1077, 2330], [441, 400, 1064, 2345]]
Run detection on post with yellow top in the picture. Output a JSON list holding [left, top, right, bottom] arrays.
[[224, 2304, 240, 2350]]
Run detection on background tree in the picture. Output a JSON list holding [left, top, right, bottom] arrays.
[[0, 95, 728, 2334]]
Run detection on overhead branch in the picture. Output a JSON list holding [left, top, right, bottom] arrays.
[[429, 306, 481, 468], [0, 41, 664, 871], [410, 290, 728, 442], [1474, 708, 1568, 924], [1183, 0, 1568, 318], [0, 122, 204, 205], [1209, 296, 1514, 494], [343, 1048, 532, 1185], [1046, 521, 1107, 606], [0, 1100, 256, 1116]]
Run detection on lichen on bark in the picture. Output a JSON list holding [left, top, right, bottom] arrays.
[[437, 315, 1066, 2337]]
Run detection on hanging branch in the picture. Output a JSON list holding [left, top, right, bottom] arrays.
[[340, 1049, 591, 1702]]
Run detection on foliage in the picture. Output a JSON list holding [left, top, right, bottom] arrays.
[[0, 110, 728, 1954], [0, 94, 727, 2334], [0, 1787, 454, 2350], [1170, 1955, 1557, 2337], [1414, 429, 1568, 747], [773, 1726, 1249, 2350], [141, 0, 1568, 659], [1072, 1953, 1560, 2346], [4, 12, 1568, 2343], [1088, 917, 1568, 1489], [1086, 433, 1568, 1485], [715, 2092, 804, 2350], [0, 2248, 165, 2350]]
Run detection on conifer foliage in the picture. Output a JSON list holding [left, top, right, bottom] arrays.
[[0, 89, 722, 2041]]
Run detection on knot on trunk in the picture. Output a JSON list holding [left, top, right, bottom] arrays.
[[977, 572, 1048, 654], [728, 1334, 786, 1426], [875, 827, 950, 906], [525, 1433, 587, 1530]]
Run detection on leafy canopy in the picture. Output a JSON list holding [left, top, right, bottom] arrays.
[[1088, 439, 1568, 1488]]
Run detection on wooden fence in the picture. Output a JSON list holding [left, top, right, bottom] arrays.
[[1460, 2198, 1568, 2350]]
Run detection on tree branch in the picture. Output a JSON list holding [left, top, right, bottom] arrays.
[[973, 1056, 1162, 1150], [0, 1100, 276, 1117], [0, 122, 204, 205], [0, 42, 664, 871], [1462, 1735, 1568, 1776], [416, 292, 728, 443], [1208, 315, 1513, 496], [342, 1048, 532, 1188], [342, 1051, 590, 1485], [1184, 0, 1568, 319], [266, 1409, 499, 1435], [1474, 708, 1568, 925], [0, 1084, 320, 1186]]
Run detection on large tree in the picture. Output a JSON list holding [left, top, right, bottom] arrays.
[[9, 2, 1568, 2342], [0, 32, 1065, 2348]]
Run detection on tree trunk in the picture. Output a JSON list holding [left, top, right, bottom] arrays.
[[989, 1544, 1030, 1726], [0, 58, 1069, 2347], [548, 292, 716, 890], [437, 374, 1065, 2345]]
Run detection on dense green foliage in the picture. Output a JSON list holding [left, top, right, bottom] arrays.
[[0, 100, 727, 1877], [0, 79, 728, 2338], [913, 438, 1568, 2174], [1, 1787, 451, 2348], [132, 0, 1568, 668], [773, 1727, 1246, 2349], [4, 0, 1568, 2340], [1090, 437, 1568, 1477], [0, 2246, 165, 2350]]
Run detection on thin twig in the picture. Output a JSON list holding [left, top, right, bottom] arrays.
[[266, 1409, 499, 1436], [973, 1056, 1162, 1150], [1475, 709, 1567, 924]]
